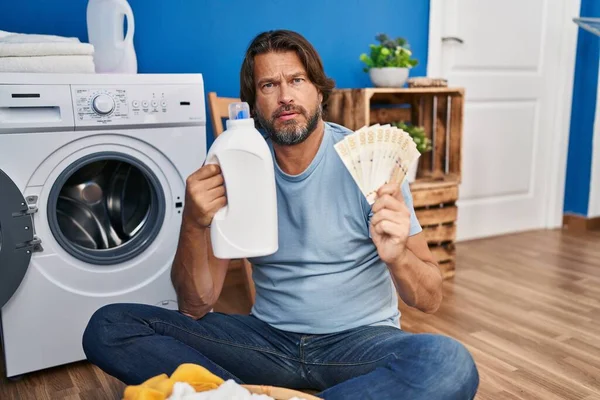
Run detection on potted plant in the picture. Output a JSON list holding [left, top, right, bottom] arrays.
[[392, 121, 432, 182], [360, 34, 419, 88]]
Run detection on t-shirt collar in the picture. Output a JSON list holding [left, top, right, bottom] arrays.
[[267, 123, 331, 182]]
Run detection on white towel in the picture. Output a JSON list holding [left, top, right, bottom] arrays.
[[0, 55, 95, 73], [0, 30, 94, 57], [166, 381, 273, 400], [166, 380, 307, 400]]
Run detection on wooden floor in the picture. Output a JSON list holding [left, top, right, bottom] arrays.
[[1, 228, 599, 399]]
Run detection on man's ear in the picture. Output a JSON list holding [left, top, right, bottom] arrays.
[[318, 92, 323, 103]]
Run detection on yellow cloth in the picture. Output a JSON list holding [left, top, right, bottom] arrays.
[[123, 363, 225, 400]]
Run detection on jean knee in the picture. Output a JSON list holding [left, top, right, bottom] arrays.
[[436, 336, 479, 398], [82, 303, 134, 361]]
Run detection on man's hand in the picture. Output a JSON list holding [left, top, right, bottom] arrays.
[[369, 183, 411, 264], [183, 164, 227, 229]]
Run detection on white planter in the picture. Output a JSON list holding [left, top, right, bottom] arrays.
[[369, 67, 409, 88]]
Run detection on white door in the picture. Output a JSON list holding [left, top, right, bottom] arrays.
[[428, 0, 580, 241]]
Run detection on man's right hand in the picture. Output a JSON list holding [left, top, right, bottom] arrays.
[[183, 164, 227, 229], [172, 164, 230, 318]]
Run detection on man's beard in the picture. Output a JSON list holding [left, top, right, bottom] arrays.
[[255, 103, 321, 146]]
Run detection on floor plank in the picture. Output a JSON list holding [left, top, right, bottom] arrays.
[[1, 228, 598, 399]]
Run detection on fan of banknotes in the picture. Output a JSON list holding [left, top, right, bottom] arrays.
[[334, 123, 421, 204]]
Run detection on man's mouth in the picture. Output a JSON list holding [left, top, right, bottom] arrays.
[[276, 112, 298, 121]]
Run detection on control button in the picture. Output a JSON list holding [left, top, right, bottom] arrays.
[[161, 100, 167, 107], [142, 100, 149, 108], [132, 100, 140, 108], [92, 94, 115, 115], [151, 100, 158, 108]]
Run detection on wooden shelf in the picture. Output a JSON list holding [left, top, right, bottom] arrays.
[[333, 87, 465, 97], [327, 87, 464, 180], [410, 174, 460, 190]]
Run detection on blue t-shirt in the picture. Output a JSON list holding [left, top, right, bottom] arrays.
[[248, 122, 422, 334]]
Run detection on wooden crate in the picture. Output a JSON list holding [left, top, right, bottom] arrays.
[[412, 179, 459, 279], [326, 87, 464, 181], [326, 87, 465, 279]]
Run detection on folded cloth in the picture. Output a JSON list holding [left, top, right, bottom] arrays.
[[0, 30, 94, 57], [0, 55, 95, 73], [0, 30, 80, 42]]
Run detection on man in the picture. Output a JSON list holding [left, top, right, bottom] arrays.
[[83, 30, 479, 399]]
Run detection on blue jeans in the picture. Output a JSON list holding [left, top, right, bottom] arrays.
[[82, 303, 479, 399]]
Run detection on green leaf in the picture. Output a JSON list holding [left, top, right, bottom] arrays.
[[360, 34, 419, 70], [391, 120, 432, 153]]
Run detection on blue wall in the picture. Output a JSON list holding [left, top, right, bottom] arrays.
[[564, 0, 600, 216], [3, 0, 599, 218], [0, 0, 430, 144]]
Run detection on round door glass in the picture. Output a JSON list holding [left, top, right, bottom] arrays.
[[47, 152, 165, 265]]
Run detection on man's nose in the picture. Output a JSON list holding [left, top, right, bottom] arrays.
[[278, 82, 294, 105]]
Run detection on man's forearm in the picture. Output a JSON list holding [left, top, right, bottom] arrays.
[[386, 249, 443, 313], [171, 221, 228, 318]]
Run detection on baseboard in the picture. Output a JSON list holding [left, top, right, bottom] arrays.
[[562, 214, 600, 232]]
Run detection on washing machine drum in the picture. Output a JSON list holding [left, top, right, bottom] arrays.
[[47, 152, 166, 266]]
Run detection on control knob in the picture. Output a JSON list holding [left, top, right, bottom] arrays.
[[92, 94, 115, 115]]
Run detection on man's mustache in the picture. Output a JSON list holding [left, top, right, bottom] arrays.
[[272, 104, 307, 119]]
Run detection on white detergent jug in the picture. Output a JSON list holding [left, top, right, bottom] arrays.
[[205, 102, 278, 259], [86, 0, 137, 73]]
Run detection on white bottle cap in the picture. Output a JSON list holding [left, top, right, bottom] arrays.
[[228, 102, 250, 120]]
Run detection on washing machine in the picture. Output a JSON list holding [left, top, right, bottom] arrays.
[[0, 73, 207, 377]]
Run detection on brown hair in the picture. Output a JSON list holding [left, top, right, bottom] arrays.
[[239, 30, 335, 114]]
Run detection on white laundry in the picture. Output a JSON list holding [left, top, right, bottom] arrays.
[[166, 380, 307, 400], [0, 30, 80, 42], [0, 30, 94, 57], [0, 30, 95, 73], [0, 55, 95, 73]]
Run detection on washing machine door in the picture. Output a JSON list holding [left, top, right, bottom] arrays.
[[0, 169, 37, 309]]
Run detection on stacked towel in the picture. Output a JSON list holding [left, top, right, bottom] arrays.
[[0, 30, 95, 73]]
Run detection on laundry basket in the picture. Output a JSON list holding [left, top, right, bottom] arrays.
[[243, 385, 322, 399]]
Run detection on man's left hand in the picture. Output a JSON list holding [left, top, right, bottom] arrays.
[[370, 183, 411, 265]]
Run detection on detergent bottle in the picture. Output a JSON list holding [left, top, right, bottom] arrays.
[[86, 0, 137, 73], [205, 102, 278, 259]]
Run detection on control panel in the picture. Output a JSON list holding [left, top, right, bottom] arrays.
[[75, 88, 131, 122], [70, 84, 205, 128]]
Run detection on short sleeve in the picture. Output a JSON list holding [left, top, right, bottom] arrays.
[[400, 179, 422, 236]]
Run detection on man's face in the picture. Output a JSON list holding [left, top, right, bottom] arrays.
[[253, 51, 323, 146]]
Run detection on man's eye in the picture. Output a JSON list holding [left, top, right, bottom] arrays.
[[293, 78, 304, 83], [263, 82, 273, 89]]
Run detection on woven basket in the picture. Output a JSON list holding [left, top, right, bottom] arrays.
[[243, 385, 322, 399]]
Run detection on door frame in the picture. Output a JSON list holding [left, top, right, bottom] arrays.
[[427, 0, 582, 230]]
